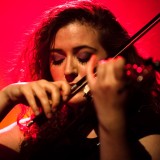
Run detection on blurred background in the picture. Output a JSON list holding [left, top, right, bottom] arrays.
[[0, 0, 160, 89]]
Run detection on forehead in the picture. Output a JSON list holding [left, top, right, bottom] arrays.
[[52, 22, 100, 48]]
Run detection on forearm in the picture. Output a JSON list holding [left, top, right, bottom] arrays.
[[98, 110, 151, 160], [98, 110, 132, 160], [0, 90, 14, 122]]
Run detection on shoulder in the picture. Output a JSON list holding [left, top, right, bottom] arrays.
[[0, 143, 20, 160], [130, 107, 160, 139], [0, 118, 29, 152], [140, 134, 160, 160]]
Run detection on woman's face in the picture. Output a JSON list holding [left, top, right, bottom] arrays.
[[50, 22, 107, 107]]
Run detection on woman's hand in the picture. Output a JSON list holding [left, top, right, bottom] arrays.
[[87, 55, 131, 160], [0, 80, 71, 119], [86, 55, 128, 129]]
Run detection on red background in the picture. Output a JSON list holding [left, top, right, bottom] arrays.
[[0, 0, 159, 128], [0, 0, 160, 89]]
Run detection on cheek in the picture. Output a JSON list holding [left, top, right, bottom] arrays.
[[50, 63, 88, 81], [77, 64, 87, 77], [50, 66, 64, 81]]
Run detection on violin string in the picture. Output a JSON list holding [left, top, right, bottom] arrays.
[[113, 13, 159, 59]]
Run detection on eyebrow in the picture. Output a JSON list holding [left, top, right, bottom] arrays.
[[50, 45, 97, 54]]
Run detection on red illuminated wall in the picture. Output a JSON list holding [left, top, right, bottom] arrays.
[[0, 0, 160, 89]]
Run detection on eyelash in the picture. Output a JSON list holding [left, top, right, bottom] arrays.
[[52, 59, 64, 65], [77, 54, 91, 64], [51, 52, 92, 65]]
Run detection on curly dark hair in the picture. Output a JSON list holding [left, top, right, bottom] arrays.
[[17, 0, 160, 159], [16, 0, 146, 82]]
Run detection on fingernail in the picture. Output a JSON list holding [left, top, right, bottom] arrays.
[[47, 112, 52, 118], [63, 95, 68, 101], [52, 107, 56, 113], [35, 110, 40, 116]]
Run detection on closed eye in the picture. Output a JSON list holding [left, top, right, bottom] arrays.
[[50, 50, 65, 65], [73, 46, 97, 64], [77, 52, 92, 64]]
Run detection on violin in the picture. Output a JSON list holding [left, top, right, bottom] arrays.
[[27, 13, 160, 127]]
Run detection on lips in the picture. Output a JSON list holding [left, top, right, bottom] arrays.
[[69, 83, 75, 86]]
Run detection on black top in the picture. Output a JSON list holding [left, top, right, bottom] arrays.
[[0, 107, 160, 160]]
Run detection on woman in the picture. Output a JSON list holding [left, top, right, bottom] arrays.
[[0, 0, 160, 159]]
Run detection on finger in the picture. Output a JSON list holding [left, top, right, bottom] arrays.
[[31, 82, 53, 118], [20, 85, 41, 116], [97, 58, 115, 82], [47, 83, 61, 111], [53, 81, 71, 102], [39, 80, 70, 112], [114, 56, 126, 80], [86, 55, 98, 86]]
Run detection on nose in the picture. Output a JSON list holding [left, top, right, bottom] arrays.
[[64, 56, 78, 82]]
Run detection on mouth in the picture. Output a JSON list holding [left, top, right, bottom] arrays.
[[69, 83, 75, 86]]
